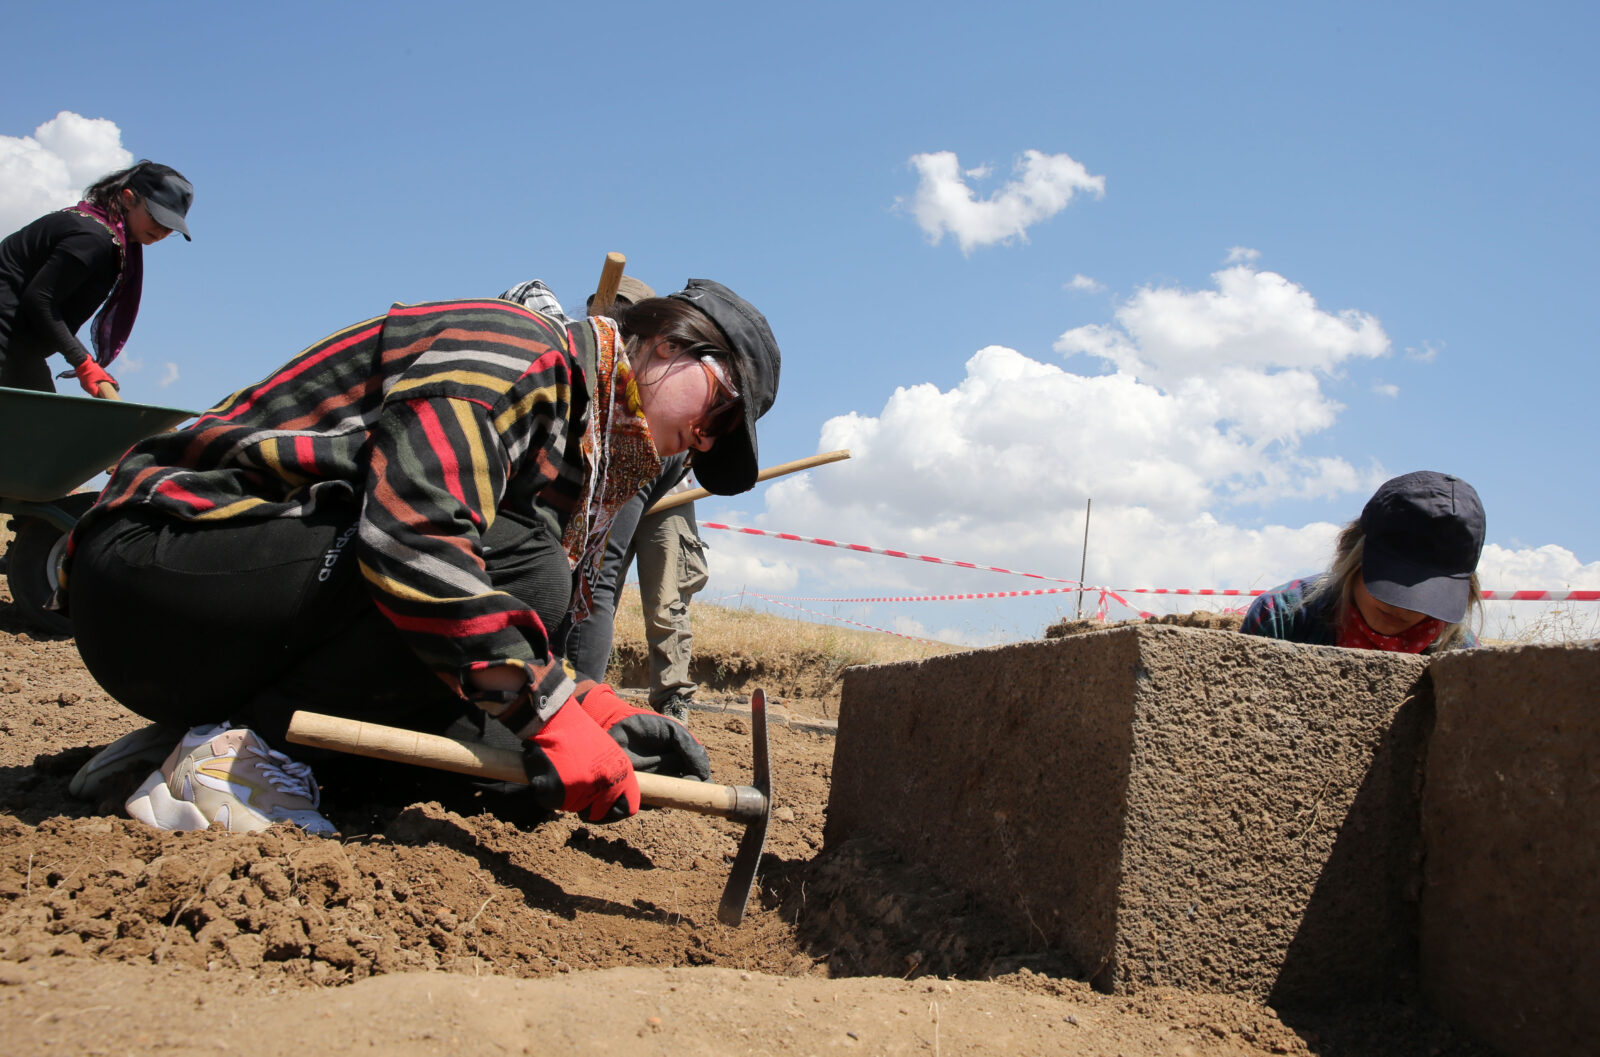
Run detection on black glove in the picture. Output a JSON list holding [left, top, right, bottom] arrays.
[[576, 683, 711, 781]]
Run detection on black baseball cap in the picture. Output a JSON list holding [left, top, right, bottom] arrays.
[[1359, 471, 1485, 623], [666, 279, 781, 495], [128, 162, 194, 240]]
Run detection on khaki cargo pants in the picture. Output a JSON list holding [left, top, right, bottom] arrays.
[[634, 503, 709, 709]]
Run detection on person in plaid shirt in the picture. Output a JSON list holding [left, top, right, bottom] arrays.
[[63, 279, 780, 835]]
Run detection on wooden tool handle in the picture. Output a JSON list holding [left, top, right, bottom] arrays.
[[96, 382, 121, 400], [589, 251, 626, 317], [647, 449, 851, 515], [290, 710, 526, 781], [286, 710, 762, 819]]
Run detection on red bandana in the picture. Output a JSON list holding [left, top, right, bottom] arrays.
[[1337, 605, 1444, 653]]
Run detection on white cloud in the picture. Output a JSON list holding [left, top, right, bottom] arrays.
[[701, 251, 1592, 644], [1476, 544, 1600, 643], [159, 362, 180, 387], [1056, 253, 1390, 388], [728, 254, 1398, 613], [0, 112, 132, 235], [1069, 274, 1104, 293], [900, 149, 1104, 253], [1372, 382, 1399, 397]]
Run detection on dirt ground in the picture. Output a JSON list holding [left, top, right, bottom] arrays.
[[0, 579, 1494, 1056]]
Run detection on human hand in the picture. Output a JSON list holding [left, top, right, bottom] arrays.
[[521, 698, 639, 823], [74, 359, 119, 397], [577, 683, 711, 781]]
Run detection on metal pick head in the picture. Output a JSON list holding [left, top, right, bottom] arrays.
[[717, 688, 771, 926]]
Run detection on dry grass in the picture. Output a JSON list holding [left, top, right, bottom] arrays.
[[611, 586, 957, 667], [605, 587, 959, 716], [1484, 603, 1600, 646]]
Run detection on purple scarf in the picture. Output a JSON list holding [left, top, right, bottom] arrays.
[[65, 200, 143, 367]]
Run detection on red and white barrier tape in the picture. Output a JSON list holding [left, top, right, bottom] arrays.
[[1118, 587, 1600, 602], [1480, 589, 1600, 601], [761, 587, 1083, 603], [698, 522, 1081, 585], [701, 524, 1596, 603]]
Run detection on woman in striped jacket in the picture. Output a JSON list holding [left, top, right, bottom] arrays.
[[63, 279, 780, 835]]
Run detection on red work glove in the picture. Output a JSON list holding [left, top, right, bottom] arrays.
[[521, 698, 640, 823], [74, 359, 119, 397], [576, 682, 711, 781]]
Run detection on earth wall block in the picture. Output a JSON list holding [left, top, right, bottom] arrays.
[[1420, 641, 1600, 1057], [826, 625, 1433, 1006]]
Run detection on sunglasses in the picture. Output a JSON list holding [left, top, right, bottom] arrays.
[[692, 353, 744, 442]]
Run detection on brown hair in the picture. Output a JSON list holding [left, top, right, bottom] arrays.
[[83, 160, 160, 221], [617, 297, 742, 393], [1307, 519, 1482, 651]]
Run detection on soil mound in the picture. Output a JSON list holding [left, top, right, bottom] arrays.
[[0, 583, 1490, 1056], [1045, 609, 1245, 638]]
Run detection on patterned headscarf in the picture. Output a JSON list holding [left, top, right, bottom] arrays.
[[560, 317, 663, 623], [65, 200, 143, 367]]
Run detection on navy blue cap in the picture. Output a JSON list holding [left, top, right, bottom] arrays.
[[1360, 471, 1485, 623]]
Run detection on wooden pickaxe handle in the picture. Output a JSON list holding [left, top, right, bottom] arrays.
[[646, 449, 852, 515], [588, 251, 627, 318], [286, 710, 767, 822]]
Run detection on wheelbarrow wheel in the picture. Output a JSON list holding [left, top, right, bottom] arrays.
[[5, 493, 97, 636]]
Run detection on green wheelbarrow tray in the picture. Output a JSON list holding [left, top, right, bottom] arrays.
[[1, 386, 197, 635], [0, 386, 196, 509]]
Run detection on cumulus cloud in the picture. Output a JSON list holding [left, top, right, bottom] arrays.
[[696, 250, 1585, 645], [1372, 382, 1399, 398], [716, 254, 1400, 621], [1056, 253, 1390, 388], [901, 149, 1104, 253], [159, 362, 180, 387], [0, 112, 132, 234], [1069, 274, 1104, 293], [1476, 544, 1600, 642]]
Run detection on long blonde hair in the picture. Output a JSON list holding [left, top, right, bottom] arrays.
[[1306, 520, 1482, 651]]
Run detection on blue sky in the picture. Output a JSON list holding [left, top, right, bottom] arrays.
[[4, 0, 1596, 643]]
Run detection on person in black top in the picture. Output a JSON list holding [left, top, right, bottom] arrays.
[[0, 160, 193, 395]]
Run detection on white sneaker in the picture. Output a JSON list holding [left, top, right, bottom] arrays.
[[125, 723, 336, 835], [69, 724, 182, 798]]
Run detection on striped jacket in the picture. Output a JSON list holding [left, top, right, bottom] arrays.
[[74, 299, 602, 708]]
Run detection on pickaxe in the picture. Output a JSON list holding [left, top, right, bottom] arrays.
[[285, 688, 772, 926]]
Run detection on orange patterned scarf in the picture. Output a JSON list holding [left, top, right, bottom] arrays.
[[561, 317, 663, 622]]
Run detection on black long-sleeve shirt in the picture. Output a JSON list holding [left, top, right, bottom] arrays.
[[0, 210, 120, 372]]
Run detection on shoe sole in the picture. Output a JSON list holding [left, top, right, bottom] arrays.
[[126, 770, 216, 831]]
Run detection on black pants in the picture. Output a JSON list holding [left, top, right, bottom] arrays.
[[0, 347, 56, 392], [553, 453, 689, 681], [68, 506, 572, 751]]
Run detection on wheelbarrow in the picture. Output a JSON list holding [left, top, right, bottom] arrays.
[[0, 386, 195, 634]]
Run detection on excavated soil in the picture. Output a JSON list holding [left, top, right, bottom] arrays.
[[0, 580, 1493, 1056], [1045, 610, 1246, 638]]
